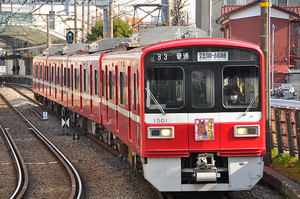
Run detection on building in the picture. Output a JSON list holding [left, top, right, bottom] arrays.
[[196, 0, 299, 38], [214, 0, 300, 90]]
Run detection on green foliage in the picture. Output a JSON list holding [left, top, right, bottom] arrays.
[[85, 18, 133, 43], [272, 153, 298, 166], [271, 147, 278, 158]]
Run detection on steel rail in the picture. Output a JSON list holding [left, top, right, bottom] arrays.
[[0, 91, 83, 199], [0, 125, 28, 199], [7, 84, 121, 157], [7, 84, 165, 199]]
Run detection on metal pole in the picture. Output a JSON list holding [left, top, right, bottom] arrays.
[[209, 0, 212, 37], [47, 14, 50, 48], [74, 4, 77, 43], [260, 0, 271, 165], [109, 0, 113, 38], [82, 5, 84, 43], [88, 4, 90, 33], [168, 0, 171, 26], [103, 9, 108, 38], [272, 24, 275, 91]]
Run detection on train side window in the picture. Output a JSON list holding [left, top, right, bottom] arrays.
[[68, 68, 71, 88], [109, 71, 114, 100], [120, 72, 125, 105], [64, 67, 67, 86], [84, 69, 88, 92], [40, 65, 42, 80], [134, 73, 136, 111], [57, 67, 60, 85], [44, 65, 46, 81], [95, 70, 99, 95], [35, 65, 38, 79], [52, 66, 54, 83], [47, 66, 49, 82], [75, 69, 78, 90], [101, 70, 105, 97]]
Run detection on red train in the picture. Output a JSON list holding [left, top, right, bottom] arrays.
[[33, 27, 265, 192]]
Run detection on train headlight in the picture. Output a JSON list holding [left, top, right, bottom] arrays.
[[148, 127, 174, 139], [234, 125, 260, 137]]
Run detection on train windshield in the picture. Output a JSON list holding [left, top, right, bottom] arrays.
[[192, 70, 215, 108], [223, 66, 259, 108], [146, 67, 184, 109]]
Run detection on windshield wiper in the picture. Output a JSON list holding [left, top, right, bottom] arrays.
[[145, 88, 166, 115], [243, 93, 258, 116]]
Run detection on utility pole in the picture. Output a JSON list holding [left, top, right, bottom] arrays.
[[82, 5, 84, 42], [74, 4, 77, 43], [47, 14, 50, 48], [260, 0, 271, 165], [168, 0, 171, 26], [109, 0, 113, 38]]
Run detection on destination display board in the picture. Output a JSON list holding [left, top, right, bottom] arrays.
[[147, 47, 258, 63]]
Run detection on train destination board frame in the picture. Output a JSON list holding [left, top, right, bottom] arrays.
[[147, 47, 258, 63]]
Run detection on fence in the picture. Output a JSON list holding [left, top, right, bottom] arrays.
[[271, 106, 300, 159]]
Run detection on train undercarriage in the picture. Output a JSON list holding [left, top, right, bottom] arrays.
[[35, 93, 264, 192]]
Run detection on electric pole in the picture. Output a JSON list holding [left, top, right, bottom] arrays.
[[260, 0, 271, 165]]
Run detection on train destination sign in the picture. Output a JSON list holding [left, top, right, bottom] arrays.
[[197, 52, 228, 62], [148, 48, 192, 62]]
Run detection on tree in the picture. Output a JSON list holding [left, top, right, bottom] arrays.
[[171, 0, 190, 26], [85, 18, 133, 43]]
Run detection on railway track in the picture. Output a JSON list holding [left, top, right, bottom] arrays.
[[3, 83, 162, 199], [0, 88, 83, 199], [0, 125, 28, 199]]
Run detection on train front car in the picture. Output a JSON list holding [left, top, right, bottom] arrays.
[[141, 38, 265, 192]]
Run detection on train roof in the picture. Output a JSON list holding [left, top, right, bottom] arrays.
[[128, 25, 207, 47], [88, 37, 129, 53]]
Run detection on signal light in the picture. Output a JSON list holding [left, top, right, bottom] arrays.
[[66, 30, 74, 44]]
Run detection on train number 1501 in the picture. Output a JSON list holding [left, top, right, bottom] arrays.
[[154, 118, 168, 123]]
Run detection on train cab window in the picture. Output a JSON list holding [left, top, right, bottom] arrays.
[[64, 67, 67, 86], [95, 70, 99, 95], [120, 72, 125, 105], [40, 65, 42, 80], [109, 71, 114, 100], [146, 67, 184, 109], [101, 70, 105, 97], [223, 66, 259, 108], [57, 67, 60, 85], [191, 70, 215, 108], [75, 69, 78, 90], [84, 69, 88, 92]]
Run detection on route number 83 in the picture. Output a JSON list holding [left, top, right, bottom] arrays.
[[157, 53, 168, 61]]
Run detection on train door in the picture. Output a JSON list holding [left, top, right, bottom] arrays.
[[55, 64, 57, 99], [71, 65, 73, 106], [100, 69, 104, 124], [128, 66, 132, 140], [187, 65, 220, 150], [105, 65, 108, 124], [90, 65, 93, 115], [115, 66, 119, 131]]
